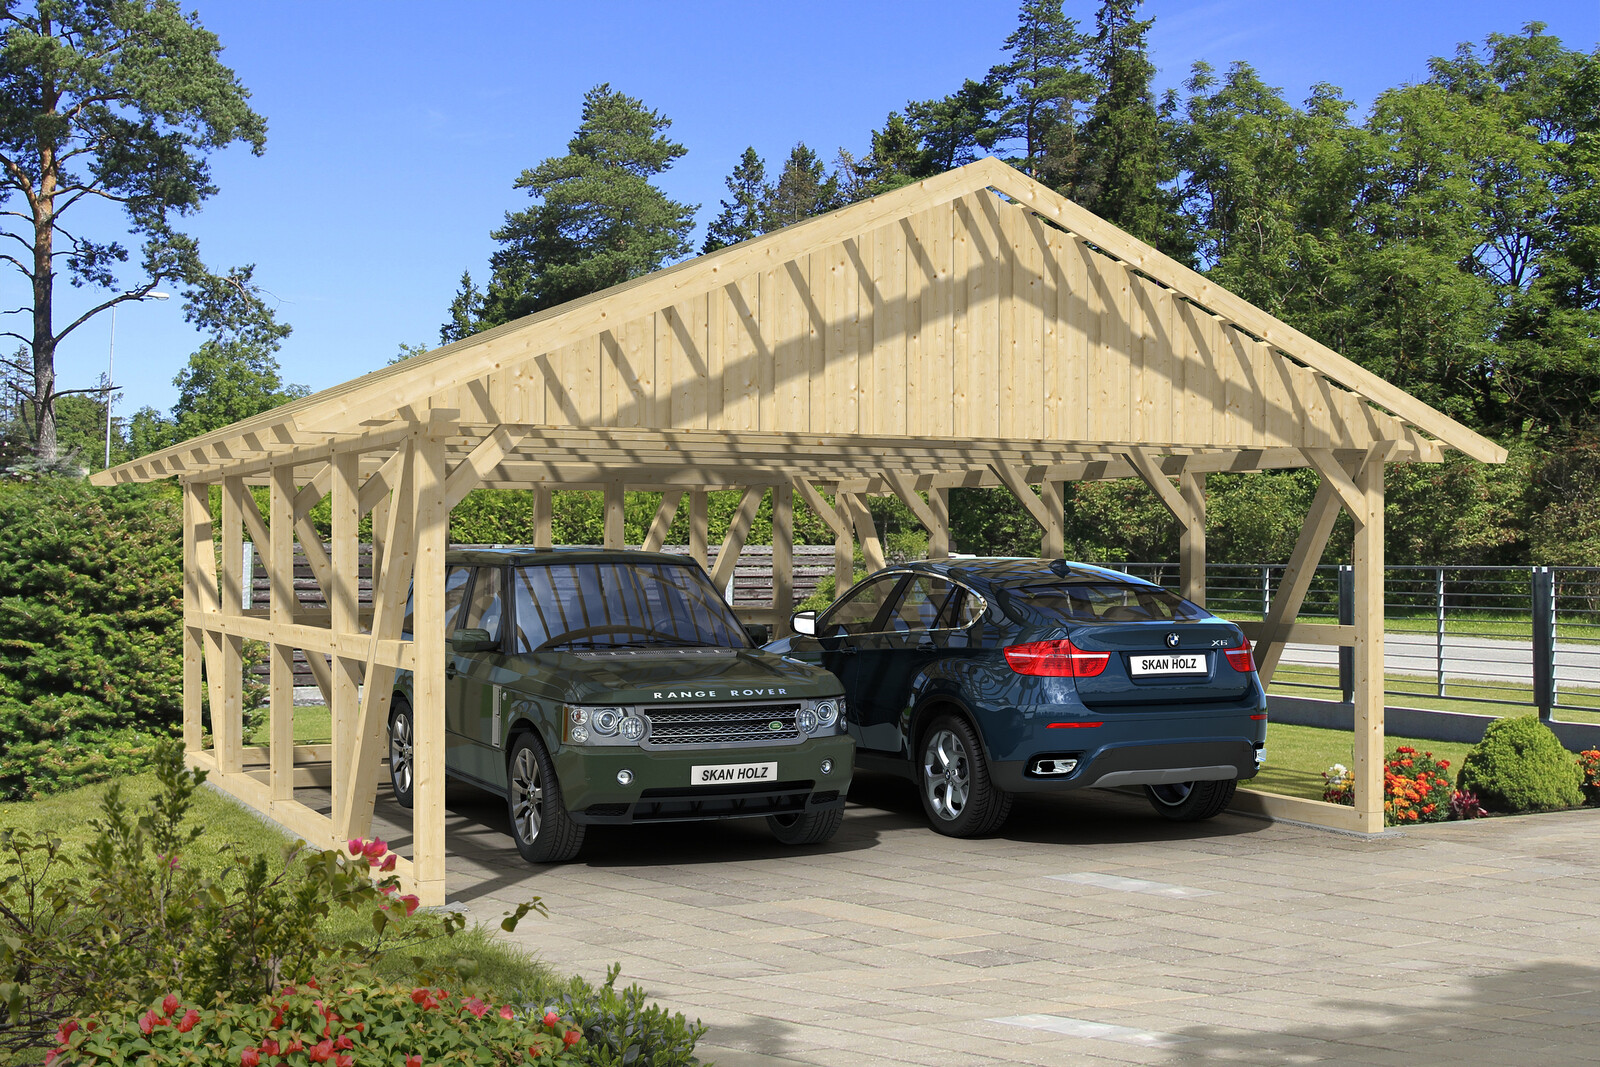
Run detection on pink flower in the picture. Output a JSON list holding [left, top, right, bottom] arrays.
[[335, 1056, 353, 1067], [499, 1005, 514, 1020], [464, 996, 489, 1018], [240, 1050, 261, 1067], [347, 838, 365, 855], [261, 1038, 280, 1056], [399, 893, 421, 917], [138, 1010, 160, 1036], [564, 1030, 581, 1048], [309, 1037, 335, 1062], [406, 1056, 423, 1067], [55, 1020, 78, 1045], [162, 993, 181, 1017], [361, 838, 388, 859], [543, 1011, 560, 1029], [177, 1008, 200, 1033], [379, 854, 397, 872]]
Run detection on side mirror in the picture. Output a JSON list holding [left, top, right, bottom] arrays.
[[791, 610, 818, 637], [742, 623, 771, 646], [451, 627, 497, 653]]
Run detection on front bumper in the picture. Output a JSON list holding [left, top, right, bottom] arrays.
[[553, 734, 855, 824]]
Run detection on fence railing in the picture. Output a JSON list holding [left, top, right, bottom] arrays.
[[1104, 563, 1600, 722]]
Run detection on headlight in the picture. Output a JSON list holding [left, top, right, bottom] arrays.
[[566, 705, 646, 746], [814, 699, 839, 729], [798, 708, 818, 734]]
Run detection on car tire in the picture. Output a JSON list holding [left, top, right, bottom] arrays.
[[767, 807, 843, 846], [1143, 778, 1237, 821], [506, 732, 585, 864], [388, 697, 415, 810], [917, 713, 1012, 837]]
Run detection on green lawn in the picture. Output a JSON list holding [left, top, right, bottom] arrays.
[[247, 703, 333, 746], [1267, 661, 1600, 724], [1251, 721, 1474, 801], [0, 769, 550, 994]]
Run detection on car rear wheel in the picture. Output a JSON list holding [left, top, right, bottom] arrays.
[[507, 733, 585, 863], [918, 714, 1012, 837], [767, 807, 843, 845], [1143, 778, 1237, 821], [388, 698, 414, 809]]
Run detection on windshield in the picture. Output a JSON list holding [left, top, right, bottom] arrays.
[[510, 560, 748, 652], [1001, 581, 1210, 626]]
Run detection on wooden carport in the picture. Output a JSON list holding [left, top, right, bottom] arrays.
[[95, 157, 1504, 904]]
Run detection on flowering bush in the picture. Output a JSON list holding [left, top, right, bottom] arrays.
[[1320, 749, 1454, 825], [49, 981, 585, 1066], [1321, 763, 1353, 805], [1579, 750, 1600, 805], [1450, 789, 1488, 819], [0, 740, 542, 1060], [1383, 746, 1453, 825]]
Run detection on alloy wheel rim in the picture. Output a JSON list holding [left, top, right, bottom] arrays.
[[510, 748, 543, 844], [922, 728, 970, 821], [1149, 782, 1194, 806], [389, 713, 413, 794]]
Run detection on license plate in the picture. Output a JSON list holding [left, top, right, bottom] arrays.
[[690, 761, 778, 786], [1130, 653, 1206, 676]]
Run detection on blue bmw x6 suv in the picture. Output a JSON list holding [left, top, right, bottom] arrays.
[[766, 558, 1267, 836]]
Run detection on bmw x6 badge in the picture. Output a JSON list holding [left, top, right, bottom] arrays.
[[1165, 632, 1181, 648]]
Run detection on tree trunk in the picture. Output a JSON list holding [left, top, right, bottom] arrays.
[[31, 127, 57, 461]]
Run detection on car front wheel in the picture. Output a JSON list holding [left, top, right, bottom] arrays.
[[388, 698, 414, 809], [506, 733, 585, 863], [1144, 778, 1237, 821], [767, 807, 843, 846], [917, 714, 1012, 837]]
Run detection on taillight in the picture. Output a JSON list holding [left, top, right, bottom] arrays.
[[1004, 639, 1110, 678], [1224, 637, 1256, 673]]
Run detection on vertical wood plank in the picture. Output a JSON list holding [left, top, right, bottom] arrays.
[[603, 483, 626, 548], [329, 449, 361, 834], [689, 491, 708, 569], [1039, 481, 1064, 558], [533, 486, 552, 548], [772, 483, 794, 633], [1013, 209, 1045, 439], [268, 464, 296, 804], [1351, 450, 1387, 834], [1136, 276, 1173, 446], [411, 435, 449, 906], [1179, 471, 1206, 606], [1060, 235, 1091, 442], [928, 487, 950, 559], [216, 478, 246, 774]]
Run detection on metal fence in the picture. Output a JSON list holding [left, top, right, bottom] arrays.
[[1104, 563, 1600, 722]]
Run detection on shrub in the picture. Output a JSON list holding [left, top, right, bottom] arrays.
[[1456, 717, 1584, 813], [1321, 763, 1353, 805], [51, 981, 585, 1066], [0, 741, 542, 1060], [546, 964, 707, 1067], [0, 478, 183, 798], [1580, 750, 1600, 805]]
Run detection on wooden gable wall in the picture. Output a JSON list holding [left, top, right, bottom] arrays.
[[435, 188, 1416, 454]]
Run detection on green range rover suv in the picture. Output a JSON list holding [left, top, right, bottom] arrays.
[[392, 548, 853, 863]]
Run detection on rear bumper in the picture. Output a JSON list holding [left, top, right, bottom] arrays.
[[989, 738, 1261, 794]]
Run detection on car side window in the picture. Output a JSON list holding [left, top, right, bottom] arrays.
[[441, 566, 472, 634], [885, 575, 974, 633], [460, 566, 505, 643], [821, 574, 905, 636]]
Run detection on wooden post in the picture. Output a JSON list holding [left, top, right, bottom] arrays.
[[411, 434, 449, 906], [533, 486, 552, 548], [180, 482, 208, 755], [268, 463, 296, 804], [772, 483, 794, 634], [928, 487, 950, 559], [603, 482, 625, 549], [1179, 471, 1206, 606], [1039, 481, 1064, 558], [1351, 447, 1390, 833], [216, 477, 247, 773], [689, 491, 708, 568], [330, 449, 361, 833], [840, 493, 883, 573]]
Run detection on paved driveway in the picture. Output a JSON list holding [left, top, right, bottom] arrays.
[[365, 778, 1600, 1066]]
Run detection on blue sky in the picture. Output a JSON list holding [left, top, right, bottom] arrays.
[[40, 0, 1600, 420]]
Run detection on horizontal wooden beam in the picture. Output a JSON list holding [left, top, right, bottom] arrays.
[[186, 612, 414, 671], [1237, 621, 1356, 646]]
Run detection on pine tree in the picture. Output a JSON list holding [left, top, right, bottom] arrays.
[[702, 148, 768, 253], [480, 84, 696, 324], [761, 144, 842, 230], [1076, 0, 1188, 257], [989, 0, 1095, 184], [838, 113, 934, 203], [440, 271, 484, 343], [906, 79, 1005, 173]]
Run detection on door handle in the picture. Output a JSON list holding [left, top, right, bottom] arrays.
[[445, 664, 458, 679]]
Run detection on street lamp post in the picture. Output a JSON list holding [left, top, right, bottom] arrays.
[[104, 291, 169, 470]]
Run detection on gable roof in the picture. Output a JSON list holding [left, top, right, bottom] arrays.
[[93, 156, 1504, 488]]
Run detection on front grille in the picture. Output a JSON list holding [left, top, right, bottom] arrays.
[[645, 703, 802, 747]]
